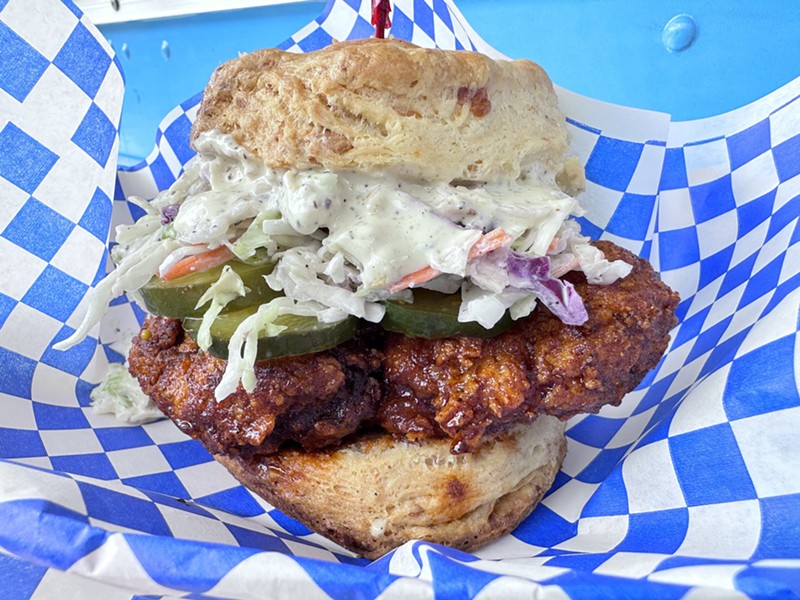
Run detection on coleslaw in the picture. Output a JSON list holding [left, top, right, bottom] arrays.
[[55, 130, 632, 399]]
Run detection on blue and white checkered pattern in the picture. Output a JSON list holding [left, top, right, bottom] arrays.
[[2, 0, 799, 598]]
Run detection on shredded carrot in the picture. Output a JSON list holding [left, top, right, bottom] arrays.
[[468, 228, 512, 259], [160, 245, 235, 281], [388, 228, 511, 293], [550, 255, 580, 278], [388, 266, 441, 293]]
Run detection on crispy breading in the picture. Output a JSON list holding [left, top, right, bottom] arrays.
[[128, 319, 384, 456], [128, 241, 678, 455]]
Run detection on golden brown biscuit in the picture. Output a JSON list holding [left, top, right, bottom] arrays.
[[216, 416, 566, 559], [192, 38, 579, 187]]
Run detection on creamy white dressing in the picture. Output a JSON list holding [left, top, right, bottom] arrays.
[[170, 141, 280, 248], [325, 187, 481, 290], [413, 180, 580, 255], [120, 132, 586, 293], [148, 132, 585, 284]]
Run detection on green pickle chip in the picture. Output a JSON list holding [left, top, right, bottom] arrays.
[[381, 288, 513, 339], [183, 307, 358, 360], [139, 255, 277, 318]]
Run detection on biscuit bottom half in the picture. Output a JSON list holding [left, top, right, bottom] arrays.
[[216, 415, 567, 559]]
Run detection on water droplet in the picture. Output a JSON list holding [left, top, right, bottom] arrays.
[[662, 14, 697, 52]]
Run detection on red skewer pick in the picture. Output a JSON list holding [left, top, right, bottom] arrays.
[[371, 0, 392, 39]]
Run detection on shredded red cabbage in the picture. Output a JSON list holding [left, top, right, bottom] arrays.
[[505, 251, 588, 325], [161, 203, 180, 225]]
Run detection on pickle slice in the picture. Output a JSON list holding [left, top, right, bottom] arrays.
[[381, 289, 514, 339], [182, 307, 358, 360], [139, 257, 277, 318]]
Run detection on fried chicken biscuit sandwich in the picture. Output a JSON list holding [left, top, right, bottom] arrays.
[[57, 38, 678, 559]]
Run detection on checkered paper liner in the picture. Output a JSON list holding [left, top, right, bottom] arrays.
[[1, 0, 799, 597]]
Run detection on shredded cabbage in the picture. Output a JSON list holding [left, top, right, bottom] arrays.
[[215, 297, 321, 400], [459, 282, 528, 329], [53, 234, 181, 350], [266, 244, 385, 324], [571, 234, 633, 284], [506, 251, 588, 325], [462, 248, 588, 327], [232, 210, 280, 260], [90, 363, 163, 424], [194, 266, 248, 351]]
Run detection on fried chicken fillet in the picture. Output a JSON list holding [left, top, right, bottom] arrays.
[[129, 242, 678, 457]]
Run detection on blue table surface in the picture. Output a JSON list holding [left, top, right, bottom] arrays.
[[99, 1, 800, 164]]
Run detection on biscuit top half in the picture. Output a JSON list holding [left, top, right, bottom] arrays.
[[192, 38, 579, 188]]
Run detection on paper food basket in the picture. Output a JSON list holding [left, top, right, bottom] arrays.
[[0, 0, 798, 598]]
